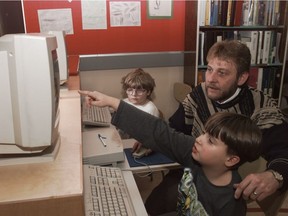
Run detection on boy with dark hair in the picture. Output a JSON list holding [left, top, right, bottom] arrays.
[[79, 90, 262, 215]]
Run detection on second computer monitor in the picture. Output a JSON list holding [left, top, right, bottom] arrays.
[[48, 30, 68, 85]]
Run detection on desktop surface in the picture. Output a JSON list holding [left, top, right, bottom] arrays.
[[0, 90, 84, 216]]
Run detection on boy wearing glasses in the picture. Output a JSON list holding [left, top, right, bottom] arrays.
[[120, 68, 159, 156], [121, 68, 159, 117]]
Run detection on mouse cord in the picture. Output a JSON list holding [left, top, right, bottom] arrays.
[[133, 157, 153, 178]]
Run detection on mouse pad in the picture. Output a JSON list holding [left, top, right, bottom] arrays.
[[124, 148, 175, 167]]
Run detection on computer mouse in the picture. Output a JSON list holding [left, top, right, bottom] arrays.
[[132, 147, 148, 159]]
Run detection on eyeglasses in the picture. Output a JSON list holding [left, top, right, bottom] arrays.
[[126, 88, 147, 96]]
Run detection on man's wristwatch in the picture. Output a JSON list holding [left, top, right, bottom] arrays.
[[268, 170, 284, 189]]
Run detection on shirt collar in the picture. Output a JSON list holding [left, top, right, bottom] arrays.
[[216, 88, 241, 104]]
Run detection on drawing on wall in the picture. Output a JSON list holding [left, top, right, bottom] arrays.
[[38, 8, 74, 34], [110, 1, 141, 27], [81, 0, 107, 30], [148, 0, 173, 18]]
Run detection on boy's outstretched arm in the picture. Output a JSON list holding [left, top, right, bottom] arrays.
[[78, 90, 120, 111], [79, 90, 195, 167]]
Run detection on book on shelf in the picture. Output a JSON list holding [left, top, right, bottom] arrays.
[[252, 0, 259, 25], [234, 0, 244, 26], [257, 67, 263, 91], [263, 0, 270, 25], [198, 0, 206, 26], [268, 68, 276, 97], [275, 32, 282, 63], [217, 0, 222, 26], [247, 67, 259, 89], [203, 31, 216, 65], [266, 0, 281, 26], [226, 0, 236, 26], [257, 31, 263, 64], [262, 68, 270, 94], [242, 0, 253, 26], [239, 31, 259, 64], [261, 68, 278, 96], [269, 31, 277, 64], [248, 67, 278, 97], [262, 31, 272, 64], [273, 0, 280, 26], [205, 0, 211, 26], [198, 31, 205, 65], [258, 1, 266, 25], [239, 30, 280, 65], [272, 68, 282, 99], [250, 31, 259, 65], [220, 0, 228, 25], [210, 0, 219, 26], [200, 0, 283, 27], [267, 0, 274, 26]]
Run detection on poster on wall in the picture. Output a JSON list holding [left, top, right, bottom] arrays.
[[38, 8, 74, 34], [110, 1, 141, 27], [81, 0, 107, 30], [147, 0, 173, 18]]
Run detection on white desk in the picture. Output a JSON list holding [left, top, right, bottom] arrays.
[[0, 90, 149, 216]]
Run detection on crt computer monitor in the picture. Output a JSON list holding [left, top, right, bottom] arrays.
[[0, 33, 61, 164], [47, 30, 69, 85]]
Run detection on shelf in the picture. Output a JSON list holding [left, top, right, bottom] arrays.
[[198, 63, 284, 69], [199, 26, 285, 31]]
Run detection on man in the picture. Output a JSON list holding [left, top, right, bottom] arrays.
[[145, 40, 288, 215]]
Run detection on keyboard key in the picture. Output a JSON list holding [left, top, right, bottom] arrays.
[[82, 105, 111, 127]]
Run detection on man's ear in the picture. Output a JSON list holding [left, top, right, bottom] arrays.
[[225, 155, 240, 168], [237, 71, 249, 86]]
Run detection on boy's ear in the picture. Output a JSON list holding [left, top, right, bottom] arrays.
[[225, 155, 240, 167]]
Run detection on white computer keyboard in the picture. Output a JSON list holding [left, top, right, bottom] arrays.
[[83, 165, 136, 216], [82, 105, 111, 127]]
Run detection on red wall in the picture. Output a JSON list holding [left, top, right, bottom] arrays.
[[23, 0, 185, 56]]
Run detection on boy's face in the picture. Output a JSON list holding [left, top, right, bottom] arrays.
[[205, 57, 247, 102], [192, 133, 229, 167], [126, 88, 150, 105]]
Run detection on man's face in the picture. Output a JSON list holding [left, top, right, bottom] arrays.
[[205, 58, 243, 102]]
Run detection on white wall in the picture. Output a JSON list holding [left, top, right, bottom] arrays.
[[79, 67, 184, 121]]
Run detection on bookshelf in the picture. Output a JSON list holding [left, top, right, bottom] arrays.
[[185, 0, 288, 106]]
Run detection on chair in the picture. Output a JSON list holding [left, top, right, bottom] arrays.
[[257, 190, 288, 216], [239, 157, 288, 216], [173, 82, 192, 103]]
